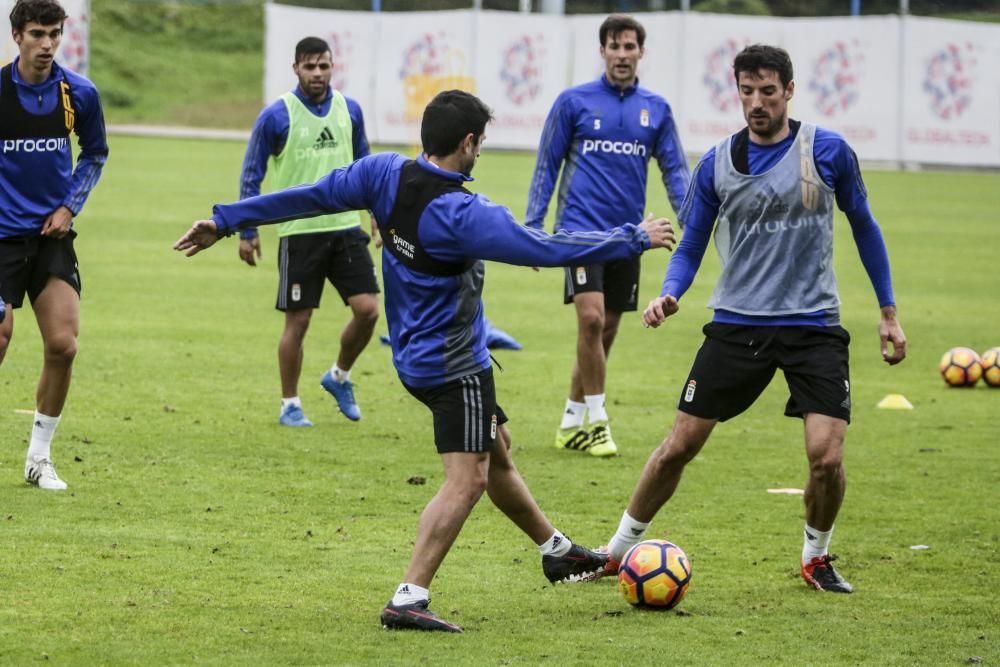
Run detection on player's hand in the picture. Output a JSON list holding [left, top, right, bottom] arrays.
[[239, 236, 262, 266], [41, 206, 73, 238], [879, 305, 907, 365], [642, 295, 679, 328], [369, 214, 383, 249], [174, 220, 220, 257], [638, 212, 676, 251]]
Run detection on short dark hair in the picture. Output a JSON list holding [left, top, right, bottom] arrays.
[[421, 90, 494, 158], [733, 44, 794, 87], [10, 0, 67, 32], [599, 14, 645, 49], [294, 36, 330, 64]]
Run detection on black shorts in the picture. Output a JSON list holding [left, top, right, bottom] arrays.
[[563, 256, 641, 313], [276, 228, 379, 311], [0, 231, 81, 308], [678, 323, 852, 423], [403, 368, 510, 454]]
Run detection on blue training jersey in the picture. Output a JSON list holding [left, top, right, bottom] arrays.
[[211, 153, 653, 387], [237, 86, 370, 240], [664, 122, 895, 327], [525, 75, 690, 234], [0, 59, 108, 238]]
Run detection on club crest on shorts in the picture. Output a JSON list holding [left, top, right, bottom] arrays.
[[490, 414, 497, 439], [575, 266, 587, 285], [640, 109, 649, 127], [684, 379, 697, 403], [291, 283, 301, 302]]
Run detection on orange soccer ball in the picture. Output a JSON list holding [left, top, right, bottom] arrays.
[[980, 347, 1000, 388], [939, 347, 982, 387], [618, 539, 691, 609]]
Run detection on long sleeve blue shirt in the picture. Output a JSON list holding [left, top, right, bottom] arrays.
[[212, 153, 652, 386], [665, 123, 895, 327], [237, 86, 369, 240], [0, 60, 108, 237], [525, 75, 690, 234]]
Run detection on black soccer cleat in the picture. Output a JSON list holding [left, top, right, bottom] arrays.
[[380, 600, 463, 633], [801, 554, 854, 593], [542, 543, 610, 584]]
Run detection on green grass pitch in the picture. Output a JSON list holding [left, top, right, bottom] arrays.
[[1, 136, 998, 664]]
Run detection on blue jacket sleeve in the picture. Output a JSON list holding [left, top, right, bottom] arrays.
[[62, 84, 108, 216], [238, 102, 288, 240], [662, 150, 719, 300], [347, 97, 371, 159], [653, 100, 691, 215], [214, 155, 385, 237], [423, 193, 650, 267], [525, 92, 574, 230]]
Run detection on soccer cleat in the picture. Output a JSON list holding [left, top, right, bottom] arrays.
[[320, 371, 361, 421], [801, 554, 853, 593], [554, 424, 590, 451], [542, 543, 610, 583], [587, 420, 618, 457], [380, 600, 463, 633], [278, 403, 313, 427], [593, 546, 622, 580], [24, 457, 68, 491]]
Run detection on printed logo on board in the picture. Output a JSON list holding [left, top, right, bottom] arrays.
[[923, 42, 976, 120], [500, 34, 544, 105], [399, 32, 474, 121], [702, 39, 744, 113], [58, 13, 88, 73], [809, 41, 863, 117], [326, 31, 353, 91]]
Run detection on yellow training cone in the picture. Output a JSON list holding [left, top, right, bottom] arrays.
[[877, 394, 913, 410]]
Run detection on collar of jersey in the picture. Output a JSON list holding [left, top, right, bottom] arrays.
[[417, 153, 474, 182], [10, 56, 65, 90], [600, 73, 637, 96]]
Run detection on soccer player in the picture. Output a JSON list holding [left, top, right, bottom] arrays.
[[175, 90, 677, 632], [238, 37, 379, 427], [0, 0, 108, 491], [526, 14, 691, 457], [602, 45, 907, 593]]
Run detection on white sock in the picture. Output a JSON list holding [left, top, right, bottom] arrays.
[[391, 582, 429, 606], [585, 394, 608, 423], [607, 511, 650, 562], [281, 396, 302, 410], [802, 524, 834, 564], [27, 412, 60, 462], [332, 364, 351, 383], [537, 531, 573, 557], [559, 400, 586, 429]]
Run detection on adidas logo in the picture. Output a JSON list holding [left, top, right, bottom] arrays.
[[552, 535, 563, 548], [630, 528, 644, 536], [398, 584, 410, 594], [313, 126, 338, 150], [805, 531, 817, 541]]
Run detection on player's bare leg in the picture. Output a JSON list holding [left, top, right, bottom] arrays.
[[803, 413, 847, 531], [404, 451, 489, 588], [277, 308, 313, 426], [569, 292, 608, 402], [279, 308, 312, 398], [799, 413, 852, 592], [25, 277, 79, 490], [605, 412, 716, 566], [336, 292, 378, 372], [486, 425, 554, 544], [0, 304, 13, 366], [32, 277, 79, 417]]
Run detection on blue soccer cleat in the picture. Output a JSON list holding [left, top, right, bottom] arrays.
[[484, 319, 522, 351], [320, 371, 361, 421], [278, 403, 313, 427]]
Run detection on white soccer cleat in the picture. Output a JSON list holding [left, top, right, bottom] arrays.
[[25, 457, 68, 491]]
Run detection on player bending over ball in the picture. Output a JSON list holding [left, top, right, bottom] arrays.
[[175, 90, 677, 632]]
